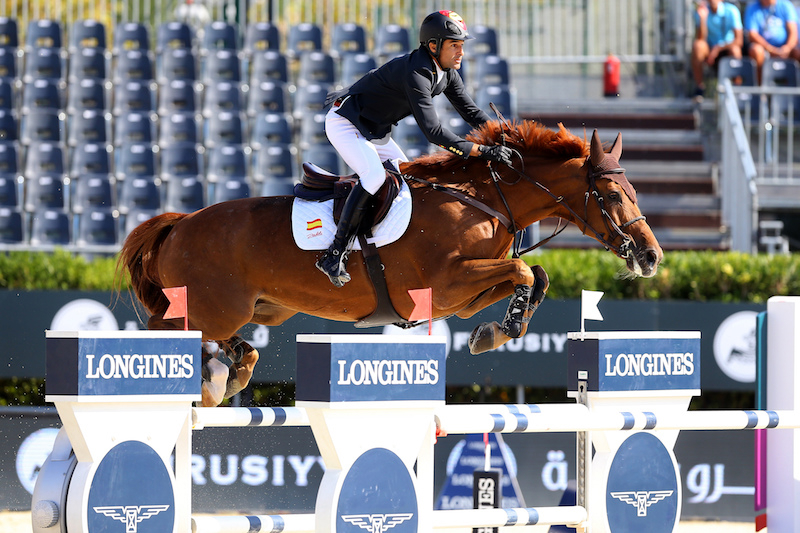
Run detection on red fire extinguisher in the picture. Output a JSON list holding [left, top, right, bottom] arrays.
[[604, 53, 620, 97]]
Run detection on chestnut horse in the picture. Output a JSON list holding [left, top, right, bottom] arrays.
[[118, 121, 662, 406]]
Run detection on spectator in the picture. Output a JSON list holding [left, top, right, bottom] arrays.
[[691, 0, 743, 99], [744, 0, 800, 82]]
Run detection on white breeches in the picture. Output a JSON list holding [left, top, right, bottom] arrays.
[[325, 108, 408, 195]]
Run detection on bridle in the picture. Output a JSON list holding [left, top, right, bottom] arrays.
[[497, 154, 646, 260], [404, 151, 646, 261]]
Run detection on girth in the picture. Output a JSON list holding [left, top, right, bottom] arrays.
[[293, 161, 402, 226]]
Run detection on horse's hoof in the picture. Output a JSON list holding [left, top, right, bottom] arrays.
[[469, 322, 510, 355], [200, 357, 229, 407], [531, 264, 549, 306]]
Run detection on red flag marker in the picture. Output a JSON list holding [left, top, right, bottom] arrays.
[[162, 286, 188, 331], [408, 287, 433, 335]]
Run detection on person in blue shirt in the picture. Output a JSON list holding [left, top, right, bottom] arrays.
[[744, 0, 800, 82], [691, 0, 743, 98]]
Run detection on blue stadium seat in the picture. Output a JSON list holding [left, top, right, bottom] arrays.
[[71, 174, 114, 213], [202, 49, 241, 84], [470, 25, 499, 57], [164, 175, 205, 213], [114, 143, 156, 180], [210, 176, 250, 204], [24, 142, 64, 177], [160, 143, 202, 181], [68, 47, 107, 82], [250, 50, 288, 84], [394, 115, 428, 156], [68, 109, 109, 146], [0, 206, 22, 243], [113, 22, 150, 54], [298, 112, 328, 150], [473, 54, 510, 88], [23, 47, 63, 83], [244, 22, 280, 55], [70, 142, 111, 179], [157, 78, 197, 115], [202, 80, 242, 117], [157, 47, 197, 83], [25, 19, 62, 51], [0, 174, 19, 208], [259, 179, 295, 197], [112, 80, 154, 115], [340, 53, 376, 86], [246, 79, 288, 116], [21, 78, 61, 114], [121, 207, 158, 239], [374, 24, 409, 63], [250, 111, 293, 150], [0, 47, 16, 81], [206, 144, 247, 183], [292, 82, 330, 120], [0, 109, 17, 142], [286, 23, 322, 59], [252, 144, 296, 182], [201, 21, 238, 54], [29, 208, 70, 245], [0, 17, 18, 49], [298, 50, 335, 86], [157, 21, 193, 53], [203, 111, 244, 148], [114, 112, 154, 146], [302, 145, 341, 175], [69, 19, 106, 53], [20, 109, 63, 145], [76, 206, 117, 246], [0, 79, 13, 110], [158, 112, 198, 148], [331, 23, 367, 59], [475, 84, 515, 118], [24, 174, 65, 212], [118, 175, 161, 214], [0, 141, 17, 176], [113, 49, 154, 83], [67, 77, 106, 113]]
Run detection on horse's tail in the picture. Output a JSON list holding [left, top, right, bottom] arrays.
[[117, 213, 187, 317]]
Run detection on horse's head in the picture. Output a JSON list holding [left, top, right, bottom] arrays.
[[578, 129, 663, 277]]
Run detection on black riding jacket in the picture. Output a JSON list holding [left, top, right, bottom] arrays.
[[329, 45, 491, 158]]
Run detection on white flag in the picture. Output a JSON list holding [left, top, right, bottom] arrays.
[[581, 290, 604, 322]]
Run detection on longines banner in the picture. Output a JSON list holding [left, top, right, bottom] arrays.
[[0, 407, 756, 521], [0, 290, 763, 391]]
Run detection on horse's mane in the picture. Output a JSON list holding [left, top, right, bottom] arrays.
[[403, 120, 589, 179]]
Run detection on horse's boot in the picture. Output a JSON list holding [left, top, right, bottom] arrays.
[[316, 182, 372, 287]]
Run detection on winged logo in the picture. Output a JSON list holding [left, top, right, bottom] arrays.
[[93, 505, 170, 533], [341, 513, 414, 533], [610, 490, 674, 517]]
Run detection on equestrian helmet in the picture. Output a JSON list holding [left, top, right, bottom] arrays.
[[419, 10, 473, 57]]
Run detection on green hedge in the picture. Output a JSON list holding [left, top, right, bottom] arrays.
[[1, 249, 797, 302]]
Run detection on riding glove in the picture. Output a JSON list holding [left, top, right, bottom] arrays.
[[478, 144, 513, 166]]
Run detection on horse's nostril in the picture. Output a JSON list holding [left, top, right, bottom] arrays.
[[646, 249, 660, 268]]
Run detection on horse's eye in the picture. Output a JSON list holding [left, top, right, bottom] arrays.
[[607, 191, 621, 202]]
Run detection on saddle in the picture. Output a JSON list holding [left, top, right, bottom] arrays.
[[293, 161, 403, 227]]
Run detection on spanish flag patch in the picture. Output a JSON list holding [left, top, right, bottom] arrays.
[[307, 218, 322, 230]]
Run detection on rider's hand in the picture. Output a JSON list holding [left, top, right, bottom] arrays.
[[477, 144, 513, 166]]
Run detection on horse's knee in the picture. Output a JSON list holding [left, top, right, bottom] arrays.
[[224, 347, 259, 399]]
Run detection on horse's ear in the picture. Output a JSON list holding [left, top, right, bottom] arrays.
[[609, 132, 623, 160], [590, 129, 604, 167]]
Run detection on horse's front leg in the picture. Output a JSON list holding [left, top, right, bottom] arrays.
[[438, 259, 548, 355]]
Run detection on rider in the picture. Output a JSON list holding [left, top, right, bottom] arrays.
[[316, 10, 514, 287]]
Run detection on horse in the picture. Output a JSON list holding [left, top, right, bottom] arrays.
[[118, 121, 663, 407]]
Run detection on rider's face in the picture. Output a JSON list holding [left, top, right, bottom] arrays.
[[435, 39, 465, 70]]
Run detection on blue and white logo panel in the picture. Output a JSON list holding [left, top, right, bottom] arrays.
[[605, 432, 680, 533], [599, 337, 700, 392], [337, 448, 418, 533], [46, 332, 202, 397], [87, 440, 175, 533]]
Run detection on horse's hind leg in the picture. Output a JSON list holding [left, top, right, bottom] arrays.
[[221, 335, 259, 400]]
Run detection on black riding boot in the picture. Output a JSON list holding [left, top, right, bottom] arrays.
[[316, 182, 372, 287]]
